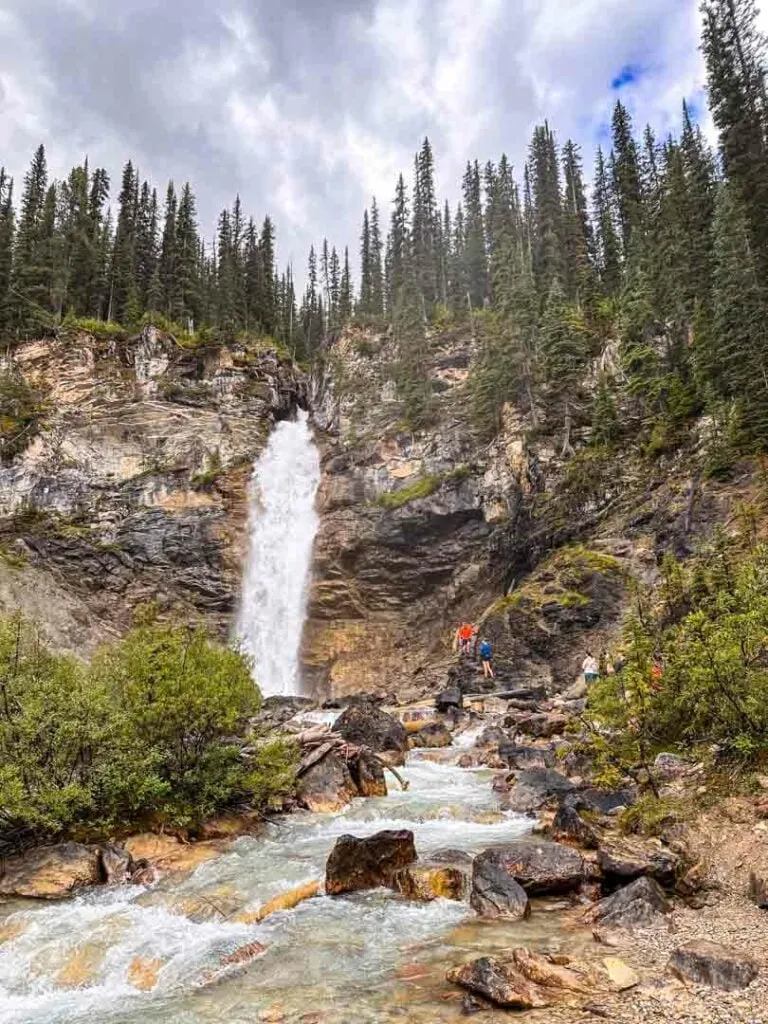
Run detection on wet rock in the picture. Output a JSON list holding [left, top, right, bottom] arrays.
[[129, 859, 157, 886], [578, 787, 637, 814], [99, 843, 133, 885], [749, 871, 768, 909], [435, 687, 463, 713], [598, 837, 681, 888], [477, 725, 507, 747], [392, 863, 469, 901], [498, 743, 556, 770], [409, 721, 453, 748], [257, 696, 317, 729], [127, 957, 165, 991], [584, 876, 672, 930], [447, 949, 589, 1010], [505, 769, 575, 813], [470, 855, 531, 919], [296, 751, 359, 813], [123, 833, 221, 873], [514, 714, 569, 739], [472, 841, 584, 897], [348, 746, 388, 798], [325, 829, 417, 895], [335, 701, 409, 765], [668, 941, 759, 991], [551, 801, 601, 850], [430, 848, 475, 868], [0, 842, 102, 899]]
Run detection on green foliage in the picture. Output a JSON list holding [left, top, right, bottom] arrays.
[[376, 474, 441, 509], [61, 315, 129, 340], [0, 370, 45, 462], [618, 795, 691, 837], [587, 537, 768, 771], [0, 614, 296, 840]]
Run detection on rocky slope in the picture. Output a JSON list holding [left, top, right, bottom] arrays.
[[304, 323, 745, 700], [0, 327, 307, 653]]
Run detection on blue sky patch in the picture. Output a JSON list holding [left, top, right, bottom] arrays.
[[611, 64, 643, 90]]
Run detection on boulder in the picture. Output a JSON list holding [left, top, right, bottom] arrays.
[[653, 752, 699, 782], [578, 787, 637, 815], [429, 847, 475, 868], [515, 714, 569, 739], [100, 843, 133, 885], [470, 856, 531, 919], [563, 679, 588, 700], [348, 747, 388, 798], [598, 837, 681, 888], [0, 843, 102, 899], [498, 743, 556, 770], [668, 941, 759, 991], [325, 829, 417, 895], [505, 769, 575, 813], [335, 701, 409, 765], [409, 721, 452, 748], [472, 842, 584, 897], [584, 876, 672, 930], [749, 871, 768, 909], [477, 725, 507, 748], [447, 949, 589, 1010], [435, 687, 463, 713], [392, 863, 469, 901], [602, 957, 639, 991], [551, 801, 601, 850], [296, 751, 359, 813]]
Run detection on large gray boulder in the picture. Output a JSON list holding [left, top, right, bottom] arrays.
[[669, 941, 759, 991], [471, 855, 531, 919], [472, 841, 584, 896], [335, 701, 409, 765], [505, 769, 575, 813], [584, 876, 672, 930], [598, 837, 681, 888], [325, 829, 417, 895]]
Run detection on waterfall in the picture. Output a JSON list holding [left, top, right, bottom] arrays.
[[236, 409, 321, 697]]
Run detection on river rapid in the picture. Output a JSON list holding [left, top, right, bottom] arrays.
[[0, 738, 564, 1024]]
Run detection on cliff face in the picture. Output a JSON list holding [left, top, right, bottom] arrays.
[[0, 328, 307, 654], [304, 325, 743, 701]]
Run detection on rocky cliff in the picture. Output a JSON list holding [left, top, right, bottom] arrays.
[[0, 327, 307, 653], [304, 324, 748, 700]]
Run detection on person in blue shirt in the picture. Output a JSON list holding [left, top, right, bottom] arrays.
[[478, 638, 494, 679]]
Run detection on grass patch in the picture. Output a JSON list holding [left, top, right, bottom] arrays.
[[375, 475, 441, 510]]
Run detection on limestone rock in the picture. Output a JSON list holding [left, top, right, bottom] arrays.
[[472, 841, 584, 897], [603, 957, 639, 991], [498, 743, 556, 770], [325, 829, 417, 895], [335, 701, 409, 765], [409, 721, 452, 748], [584, 876, 672, 930], [598, 837, 681, 888], [470, 855, 531, 919], [392, 863, 469, 901], [447, 948, 589, 1009], [99, 843, 133, 885], [505, 769, 575, 813], [0, 842, 102, 899], [668, 941, 759, 991], [296, 751, 359, 813], [123, 833, 221, 873]]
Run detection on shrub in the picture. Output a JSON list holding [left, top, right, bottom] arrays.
[[0, 371, 45, 462], [0, 614, 296, 841], [375, 474, 441, 510], [61, 316, 129, 341]]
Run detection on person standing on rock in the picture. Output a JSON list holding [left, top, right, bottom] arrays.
[[478, 638, 494, 679], [456, 623, 475, 657], [582, 651, 599, 684]]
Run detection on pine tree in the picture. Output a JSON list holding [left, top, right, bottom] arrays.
[[329, 246, 341, 328], [109, 160, 139, 324], [257, 217, 277, 333], [0, 169, 14, 325], [158, 182, 177, 319], [540, 278, 591, 454], [592, 371, 620, 446], [529, 124, 565, 301], [393, 267, 432, 429], [174, 183, 200, 328], [9, 145, 50, 331], [134, 182, 157, 313], [339, 247, 353, 324], [593, 147, 622, 296], [386, 174, 410, 312], [412, 137, 439, 311], [86, 168, 110, 318], [611, 100, 643, 255], [462, 161, 487, 308], [369, 197, 384, 317], [359, 209, 372, 314], [561, 140, 596, 309], [702, 0, 768, 269]]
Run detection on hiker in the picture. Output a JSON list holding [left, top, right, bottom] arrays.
[[582, 651, 599, 684], [478, 638, 494, 679], [456, 623, 475, 656]]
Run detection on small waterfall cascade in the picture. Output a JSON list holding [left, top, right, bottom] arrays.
[[236, 409, 321, 696]]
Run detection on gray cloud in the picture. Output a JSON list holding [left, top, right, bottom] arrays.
[[0, 0, 710, 282]]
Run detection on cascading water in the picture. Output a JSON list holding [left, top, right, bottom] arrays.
[[236, 409, 321, 696]]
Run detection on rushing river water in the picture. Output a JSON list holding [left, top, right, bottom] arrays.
[[0, 745, 542, 1024]]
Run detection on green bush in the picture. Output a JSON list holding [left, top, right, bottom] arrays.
[[61, 316, 129, 341], [0, 614, 296, 840], [375, 474, 441, 509], [0, 371, 45, 462], [586, 535, 768, 773]]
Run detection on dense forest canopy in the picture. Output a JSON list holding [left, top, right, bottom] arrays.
[[1, 0, 767, 459]]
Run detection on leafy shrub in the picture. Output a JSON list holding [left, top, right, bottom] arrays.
[[61, 316, 129, 341], [0, 614, 296, 841], [586, 535, 768, 773]]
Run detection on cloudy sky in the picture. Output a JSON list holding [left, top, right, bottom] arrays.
[[0, 0, 752, 277]]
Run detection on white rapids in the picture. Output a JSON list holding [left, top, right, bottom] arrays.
[[0, 752, 533, 1024], [236, 410, 321, 697]]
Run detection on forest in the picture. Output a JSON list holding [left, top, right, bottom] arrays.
[[0, 0, 767, 463]]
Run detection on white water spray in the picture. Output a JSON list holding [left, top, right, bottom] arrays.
[[236, 410, 321, 696]]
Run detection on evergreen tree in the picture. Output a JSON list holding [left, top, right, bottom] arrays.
[[339, 247, 353, 324], [257, 217, 277, 333], [611, 100, 643, 254], [412, 137, 439, 310], [386, 174, 410, 311], [0, 169, 14, 325], [561, 140, 596, 308], [134, 182, 157, 313], [359, 209, 372, 314], [540, 278, 590, 454], [109, 160, 139, 324], [593, 147, 622, 296], [9, 145, 50, 331], [462, 161, 487, 308], [158, 182, 177, 318], [529, 125, 565, 301], [393, 268, 432, 429], [174, 183, 200, 327], [702, 0, 768, 269], [369, 197, 384, 316]]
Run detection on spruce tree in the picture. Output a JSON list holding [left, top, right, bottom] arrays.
[[175, 183, 200, 328], [611, 100, 643, 255], [257, 217, 277, 333], [370, 197, 384, 317], [339, 247, 353, 324], [393, 266, 432, 429], [561, 140, 596, 308], [462, 161, 487, 308], [9, 145, 50, 331], [540, 278, 590, 454], [109, 160, 139, 324], [359, 209, 372, 314], [0, 169, 14, 325], [412, 137, 439, 311], [593, 147, 622, 297], [529, 124, 565, 302], [386, 174, 410, 312]]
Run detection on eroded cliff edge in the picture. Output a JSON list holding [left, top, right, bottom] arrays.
[[0, 327, 307, 652]]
